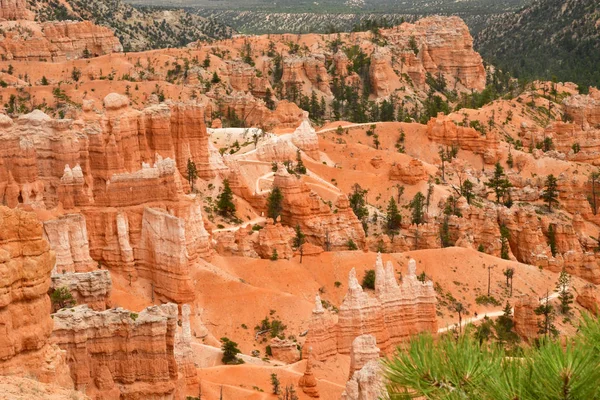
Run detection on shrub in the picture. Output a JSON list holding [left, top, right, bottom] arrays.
[[475, 295, 501, 307], [50, 286, 75, 311], [221, 337, 243, 365], [362, 269, 376, 290]]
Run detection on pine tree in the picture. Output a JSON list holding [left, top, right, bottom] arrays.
[[386, 197, 402, 235], [454, 302, 465, 333], [211, 71, 221, 84], [349, 184, 369, 220], [264, 88, 275, 110], [589, 171, 600, 215], [542, 174, 559, 212], [267, 186, 284, 223], [426, 179, 434, 213], [220, 337, 242, 364], [373, 134, 380, 150], [534, 291, 558, 338], [278, 385, 299, 400], [186, 158, 198, 191], [294, 150, 306, 174], [548, 224, 557, 256], [440, 216, 451, 248], [443, 196, 461, 217], [461, 180, 474, 204], [500, 225, 510, 260], [384, 315, 600, 399], [395, 129, 406, 153], [270, 373, 280, 395], [543, 137, 554, 152], [71, 67, 81, 82], [293, 224, 305, 263], [409, 192, 426, 225], [485, 162, 512, 203], [503, 267, 515, 296], [438, 147, 448, 182], [495, 301, 519, 345], [216, 179, 236, 218], [362, 269, 376, 290], [556, 268, 573, 314], [50, 286, 75, 311]]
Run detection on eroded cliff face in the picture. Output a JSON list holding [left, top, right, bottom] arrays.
[[44, 214, 95, 274], [0, 0, 34, 21], [0, 96, 214, 303], [210, 92, 306, 130], [51, 304, 183, 400], [513, 295, 540, 342], [347, 334, 380, 379], [213, 221, 295, 259], [273, 167, 366, 251], [206, 15, 485, 101], [576, 284, 599, 315], [305, 256, 437, 361], [0, 20, 122, 61], [0, 97, 215, 209], [0, 1, 116, 61], [427, 114, 500, 164], [341, 334, 385, 400], [50, 270, 112, 312], [282, 54, 331, 98], [0, 206, 71, 386], [0, 94, 215, 303]]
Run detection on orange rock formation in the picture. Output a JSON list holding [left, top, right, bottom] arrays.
[[50, 270, 112, 312], [305, 255, 437, 360], [341, 334, 384, 400], [0, 206, 71, 385], [273, 167, 366, 251], [0, 97, 214, 303], [576, 284, 599, 315], [51, 303, 186, 400], [348, 334, 380, 379], [0, 20, 122, 61], [298, 349, 320, 398], [513, 295, 540, 342]]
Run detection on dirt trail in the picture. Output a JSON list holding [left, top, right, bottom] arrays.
[[437, 290, 562, 333]]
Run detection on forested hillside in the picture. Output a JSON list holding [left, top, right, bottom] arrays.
[[29, 0, 233, 51], [475, 0, 600, 89]]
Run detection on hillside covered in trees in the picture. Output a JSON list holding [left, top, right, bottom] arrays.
[[30, 0, 233, 51], [475, 0, 600, 89]]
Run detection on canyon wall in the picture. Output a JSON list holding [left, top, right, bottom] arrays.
[[0, 96, 214, 303], [50, 270, 112, 312], [513, 295, 539, 342], [273, 167, 366, 251], [0, 0, 34, 21], [0, 206, 71, 386], [0, 20, 122, 61], [52, 303, 184, 400]]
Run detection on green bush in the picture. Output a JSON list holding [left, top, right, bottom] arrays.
[[362, 269, 375, 290]]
